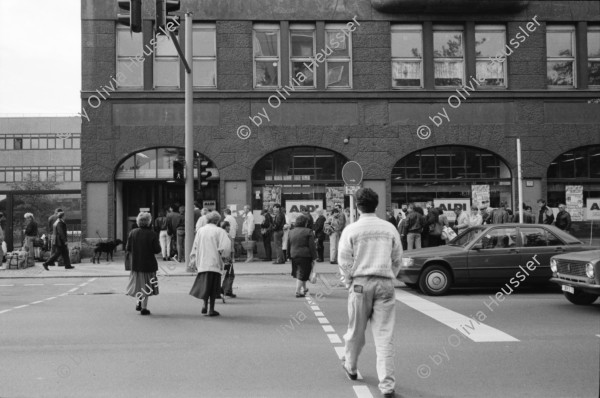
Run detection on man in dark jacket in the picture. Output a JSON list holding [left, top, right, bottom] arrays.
[[537, 199, 555, 224], [555, 204, 572, 232], [300, 206, 314, 229], [175, 206, 185, 262], [272, 204, 286, 264], [405, 205, 424, 251], [46, 208, 62, 265], [260, 208, 273, 261], [43, 211, 74, 270], [166, 204, 180, 259], [491, 201, 510, 224], [313, 209, 326, 262]]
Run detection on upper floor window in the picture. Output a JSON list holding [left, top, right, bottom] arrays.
[[116, 26, 143, 89], [325, 24, 352, 88], [289, 24, 316, 88], [475, 25, 507, 87], [192, 23, 217, 88], [154, 34, 180, 89], [391, 25, 423, 88], [588, 26, 600, 87], [253, 24, 280, 88], [546, 26, 576, 88], [433, 26, 464, 87]]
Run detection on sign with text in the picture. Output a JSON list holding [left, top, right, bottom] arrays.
[[345, 185, 361, 195], [342, 161, 363, 185], [433, 199, 471, 222], [566, 185, 584, 222], [286, 200, 323, 221], [471, 185, 490, 208], [587, 198, 600, 220], [203, 200, 216, 211]]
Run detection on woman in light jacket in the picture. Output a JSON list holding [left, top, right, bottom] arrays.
[[189, 211, 231, 317]]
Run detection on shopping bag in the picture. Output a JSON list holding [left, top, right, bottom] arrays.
[[309, 261, 318, 284]]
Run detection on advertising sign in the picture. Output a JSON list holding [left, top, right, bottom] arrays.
[[326, 187, 344, 210], [587, 198, 600, 220], [565, 185, 584, 222], [285, 200, 323, 220], [471, 185, 490, 208], [203, 200, 216, 211], [433, 199, 471, 222]]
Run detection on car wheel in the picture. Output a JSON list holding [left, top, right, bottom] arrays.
[[419, 265, 452, 296], [563, 290, 599, 305]]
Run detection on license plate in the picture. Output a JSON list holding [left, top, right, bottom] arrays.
[[561, 285, 574, 294]]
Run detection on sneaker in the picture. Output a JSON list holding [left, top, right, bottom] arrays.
[[140, 309, 151, 315], [42, 263, 49, 271], [225, 293, 237, 298], [341, 360, 357, 380], [208, 311, 220, 317], [295, 293, 305, 298]]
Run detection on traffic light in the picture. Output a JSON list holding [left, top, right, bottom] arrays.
[[156, 0, 180, 34], [173, 160, 184, 181], [199, 160, 212, 188], [117, 0, 142, 33]]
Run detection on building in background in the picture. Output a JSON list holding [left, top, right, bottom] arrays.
[[0, 116, 81, 250], [81, 0, 600, 242]]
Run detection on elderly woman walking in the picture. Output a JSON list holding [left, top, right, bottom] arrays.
[[189, 211, 232, 317], [23, 213, 38, 267], [125, 212, 161, 315], [287, 214, 318, 298]]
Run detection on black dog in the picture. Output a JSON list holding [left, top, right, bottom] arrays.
[[92, 239, 123, 264]]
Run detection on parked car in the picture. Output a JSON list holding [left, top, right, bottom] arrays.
[[550, 250, 600, 305], [397, 224, 598, 296]]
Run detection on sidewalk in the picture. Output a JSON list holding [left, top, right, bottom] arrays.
[[0, 257, 341, 279]]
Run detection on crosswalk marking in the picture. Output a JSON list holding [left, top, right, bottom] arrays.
[[327, 333, 342, 344], [317, 317, 329, 324], [322, 325, 335, 333], [352, 386, 374, 398], [395, 290, 519, 342]]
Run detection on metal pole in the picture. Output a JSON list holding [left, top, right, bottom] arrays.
[[350, 194, 355, 223], [517, 138, 523, 223], [184, 12, 194, 271]]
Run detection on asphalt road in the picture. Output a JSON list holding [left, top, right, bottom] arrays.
[[0, 275, 598, 398]]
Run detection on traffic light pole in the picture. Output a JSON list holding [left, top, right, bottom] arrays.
[[183, 12, 195, 272]]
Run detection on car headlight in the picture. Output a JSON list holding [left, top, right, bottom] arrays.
[[586, 263, 595, 278], [402, 257, 414, 267], [550, 259, 557, 273]]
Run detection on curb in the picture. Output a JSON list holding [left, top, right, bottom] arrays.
[[0, 271, 342, 279]]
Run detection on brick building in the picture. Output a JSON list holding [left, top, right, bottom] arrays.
[[81, 0, 600, 241]]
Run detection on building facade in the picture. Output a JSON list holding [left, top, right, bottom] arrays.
[[81, 0, 600, 241], [0, 116, 81, 250]]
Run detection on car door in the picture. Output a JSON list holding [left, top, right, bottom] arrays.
[[518, 227, 564, 282], [467, 227, 520, 283]]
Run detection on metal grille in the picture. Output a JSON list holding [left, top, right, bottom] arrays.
[[556, 260, 587, 277]]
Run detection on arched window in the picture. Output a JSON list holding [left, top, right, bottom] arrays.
[[547, 145, 600, 213], [391, 145, 512, 208], [252, 147, 348, 211]]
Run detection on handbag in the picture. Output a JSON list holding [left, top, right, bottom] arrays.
[[124, 251, 131, 271], [442, 226, 457, 241], [309, 261, 318, 284]]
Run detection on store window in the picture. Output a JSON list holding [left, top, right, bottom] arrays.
[[475, 25, 507, 87], [253, 24, 280, 88], [546, 25, 576, 87], [116, 26, 143, 88], [588, 26, 600, 87], [193, 23, 217, 88], [391, 146, 512, 208], [433, 26, 464, 87], [154, 34, 180, 89], [252, 147, 348, 211], [391, 25, 423, 88], [290, 24, 316, 88], [325, 24, 352, 88]]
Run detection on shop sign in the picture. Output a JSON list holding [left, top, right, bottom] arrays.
[[345, 185, 360, 195], [587, 198, 600, 220], [203, 200, 216, 210], [433, 199, 471, 222], [286, 200, 323, 220], [565, 185, 584, 222]]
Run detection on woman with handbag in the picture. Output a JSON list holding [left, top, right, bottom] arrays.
[[287, 214, 318, 298], [220, 221, 236, 299], [125, 212, 161, 315]]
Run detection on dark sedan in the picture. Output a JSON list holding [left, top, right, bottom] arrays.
[[550, 250, 600, 305], [397, 224, 598, 296]]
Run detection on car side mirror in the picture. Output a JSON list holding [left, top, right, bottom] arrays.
[[472, 242, 483, 251]]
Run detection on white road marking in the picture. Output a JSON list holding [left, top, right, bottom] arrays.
[[88, 278, 97, 282], [322, 325, 335, 333], [31, 301, 44, 304], [0, 284, 15, 287], [58, 293, 68, 297], [79, 283, 88, 287], [328, 333, 342, 344], [394, 290, 519, 342], [14, 305, 29, 309], [53, 283, 75, 286], [68, 288, 79, 293], [311, 306, 320, 310], [0, 309, 12, 314], [314, 311, 325, 317], [45, 297, 57, 301], [317, 317, 329, 324], [334, 346, 345, 359], [353, 386, 374, 398]]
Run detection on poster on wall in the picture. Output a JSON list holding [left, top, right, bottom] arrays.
[[326, 187, 344, 211], [203, 200, 216, 211], [586, 198, 600, 220], [262, 186, 281, 210], [471, 185, 490, 208], [285, 200, 323, 221], [433, 199, 471, 223], [565, 185, 584, 222]]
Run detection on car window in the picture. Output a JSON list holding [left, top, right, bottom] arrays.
[[476, 228, 518, 249], [450, 226, 486, 247], [545, 230, 564, 246], [521, 227, 564, 247]]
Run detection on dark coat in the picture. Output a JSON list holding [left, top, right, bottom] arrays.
[[52, 219, 68, 247], [287, 227, 317, 260], [313, 215, 326, 239], [126, 226, 161, 273], [25, 220, 38, 237], [555, 210, 572, 231]]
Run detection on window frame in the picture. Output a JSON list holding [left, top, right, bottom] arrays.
[[475, 24, 507, 88], [289, 23, 316, 89], [546, 25, 577, 88], [153, 33, 181, 89], [192, 22, 217, 89], [253, 23, 281, 89], [588, 25, 600, 88], [433, 25, 465, 88], [391, 24, 424, 89], [324, 23, 353, 89], [116, 25, 144, 89]]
